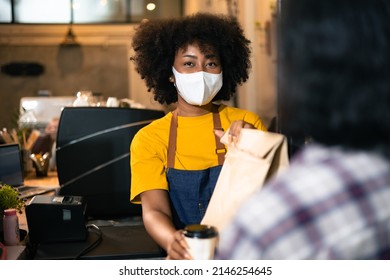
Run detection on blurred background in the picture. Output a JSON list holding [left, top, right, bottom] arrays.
[[0, 0, 278, 131]]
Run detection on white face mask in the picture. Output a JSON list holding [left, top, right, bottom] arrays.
[[172, 67, 223, 106]]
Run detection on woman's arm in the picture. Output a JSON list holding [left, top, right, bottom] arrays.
[[140, 189, 191, 259]]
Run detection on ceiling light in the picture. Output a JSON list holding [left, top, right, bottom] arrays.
[[60, 26, 80, 47], [60, 0, 80, 47], [146, 3, 156, 11]]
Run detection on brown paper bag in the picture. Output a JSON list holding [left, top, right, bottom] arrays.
[[201, 129, 289, 232]]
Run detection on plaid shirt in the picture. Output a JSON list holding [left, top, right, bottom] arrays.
[[216, 144, 390, 259]]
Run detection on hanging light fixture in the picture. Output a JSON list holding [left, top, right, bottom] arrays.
[[60, 0, 80, 47]]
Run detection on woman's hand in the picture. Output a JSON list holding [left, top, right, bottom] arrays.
[[214, 120, 255, 145], [166, 230, 192, 260], [141, 190, 191, 259]]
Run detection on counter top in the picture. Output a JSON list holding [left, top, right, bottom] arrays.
[[9, 171, 164, 260], [24, 171, 59, 188]]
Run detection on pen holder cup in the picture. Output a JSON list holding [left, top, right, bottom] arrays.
[[30, 153, 50, 177]]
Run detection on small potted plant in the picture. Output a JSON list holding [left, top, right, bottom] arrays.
[[0, 184, 25, 243]]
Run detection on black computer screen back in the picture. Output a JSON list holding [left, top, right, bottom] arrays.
[[56, 107, 165, 219]]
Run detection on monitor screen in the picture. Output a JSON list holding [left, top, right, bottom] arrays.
[[56, 107, 165, 219], [0, 143, 24, 187]]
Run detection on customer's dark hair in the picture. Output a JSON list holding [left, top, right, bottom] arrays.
[[280, 0, 390, 155], [130, 13, 251, 105]]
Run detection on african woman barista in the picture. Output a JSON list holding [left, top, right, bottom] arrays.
[[129, 13, 267, 260]]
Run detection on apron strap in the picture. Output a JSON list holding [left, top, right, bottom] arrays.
[[167, 110, 178, 168], [167, 105, 226, 168], [212, 107, 226, 166]]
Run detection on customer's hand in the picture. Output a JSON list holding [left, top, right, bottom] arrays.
[[166, 230, 192, 260], [214, 120, 255, 145]]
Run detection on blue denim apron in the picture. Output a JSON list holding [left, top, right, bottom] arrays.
[[166, 106, 226, 229]]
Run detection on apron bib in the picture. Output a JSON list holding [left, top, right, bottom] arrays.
[[166, 106, 226, 229]]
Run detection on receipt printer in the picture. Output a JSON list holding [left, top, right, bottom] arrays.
[[26, 195, 88, 244]]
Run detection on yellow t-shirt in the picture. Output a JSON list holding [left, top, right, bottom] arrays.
[[130, 104, 267, 203]]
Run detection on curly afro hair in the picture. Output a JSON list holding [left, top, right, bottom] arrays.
[[130, 13, 252, 105]]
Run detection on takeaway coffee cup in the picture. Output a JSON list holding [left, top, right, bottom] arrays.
[[183, 224, 218, 260]]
